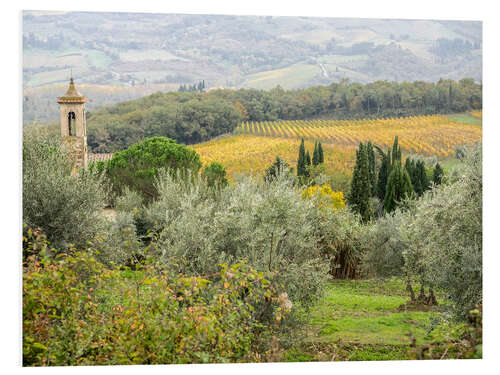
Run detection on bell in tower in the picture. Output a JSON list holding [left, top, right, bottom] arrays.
[[57, 77, 88, 170]]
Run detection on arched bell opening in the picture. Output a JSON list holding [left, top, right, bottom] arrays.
[[68, 111, 76, 136]]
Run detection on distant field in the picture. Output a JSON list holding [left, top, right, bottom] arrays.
[[119, 49, 188, 62], [242, 63, 321, 90], [235, 115, 482, 158]]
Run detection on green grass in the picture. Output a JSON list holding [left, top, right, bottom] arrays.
[[283, 278, 465, 361], [446, 113, 482, 125]]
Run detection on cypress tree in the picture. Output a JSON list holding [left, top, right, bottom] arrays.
[[405, 158, 420, 195], [348, 143, 372, 222], [312, 141, 320, 166], [366, 141, 376, 196], [416, 160, 429, 195], [384, 162, 414, 212], [305, 150, 311, 179], [318, 142, 324, 163], [376, 149, 391, 202], [433, 162, 444, 185], [391, 136, 401, 166], [297, 138, 306, 178]]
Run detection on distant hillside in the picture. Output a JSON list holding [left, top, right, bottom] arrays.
[[83, 79, 481, 153], [23, 11, 482, 123]]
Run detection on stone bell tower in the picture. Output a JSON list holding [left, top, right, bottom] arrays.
[[57, 77, 88, 170]]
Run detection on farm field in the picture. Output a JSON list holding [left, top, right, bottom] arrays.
[[284, 279, 471, 362], [235, 114, 482, 158], [192, 113, 482, 181], [190, 134, 355, 182]]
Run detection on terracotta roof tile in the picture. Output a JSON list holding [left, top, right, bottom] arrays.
[[88, 153, 114, 163]]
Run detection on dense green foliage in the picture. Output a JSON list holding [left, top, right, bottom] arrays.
[[87, 93, 242, 152], [433, 162, 444, 185], [384, 162, 414, 213], [23, 132, 106, 251], [103, 137, 202, 199], [402, 144, 482, 317], [201, 162, 229, 190], [348, 142, 373, 222], [363, 144, 482, 317], [84, 79, 482, 153], [296, 138, 306, 180], [142, 172, 330, 307]]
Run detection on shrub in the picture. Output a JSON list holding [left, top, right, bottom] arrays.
[[361, 208, 408, 278], [302, 183, 345, 210], [23, 232, 287, 366], [146, 172, 328, 307], [22, 132, 106, 251]]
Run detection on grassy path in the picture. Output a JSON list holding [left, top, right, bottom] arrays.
[[283, 279, 466, 361]]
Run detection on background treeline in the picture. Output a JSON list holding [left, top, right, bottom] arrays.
[[87, 78, 482, 153]]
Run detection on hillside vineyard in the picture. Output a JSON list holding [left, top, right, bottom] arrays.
[[235, 115, 482, 158]]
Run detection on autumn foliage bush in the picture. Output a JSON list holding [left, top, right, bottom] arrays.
[[23, 230, 288, 366]]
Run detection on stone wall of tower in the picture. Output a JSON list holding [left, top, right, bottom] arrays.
[[59, 103, 87, 170]]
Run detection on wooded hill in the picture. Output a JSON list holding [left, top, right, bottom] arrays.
[[86, 79, 482, 153]]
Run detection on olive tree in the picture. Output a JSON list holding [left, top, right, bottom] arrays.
[[402, 144, 482, 316], [23, 132, 106, 252], [144, 172, 329, 307]]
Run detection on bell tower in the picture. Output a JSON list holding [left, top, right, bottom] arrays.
[[57, 77, 88, 170]]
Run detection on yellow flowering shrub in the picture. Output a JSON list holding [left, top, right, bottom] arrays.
[[302, 183, 345, 210]]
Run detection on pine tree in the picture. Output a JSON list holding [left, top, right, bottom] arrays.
[[297, 138, 306, 178], [318, 142, 324, 164], [384, 162, 414, 212], [312, 141, 320, 166], [433, 162, 444, 185], [348, 143, 373, 222]]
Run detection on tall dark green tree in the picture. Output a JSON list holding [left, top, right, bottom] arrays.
[[391, 136, 401, 166], [366, 141, 376, 196], [384, 162, 414, 212], [348, 142, 373, 222], [433, 162, 444, 185], [405, 158, 421, 195], [415, 160, 429, 195], [305, 150, 311, 177], [312, 141, 320, 166], [318, 142, 324, 164], [375, 146, 391, 202], [297, 138, 306, 178]]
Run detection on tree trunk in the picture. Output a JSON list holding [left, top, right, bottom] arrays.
[[407, 281, 416, 302], [428, 287, 438, 306]]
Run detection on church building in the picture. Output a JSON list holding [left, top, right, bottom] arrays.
[[57, 77, 113, 171]]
